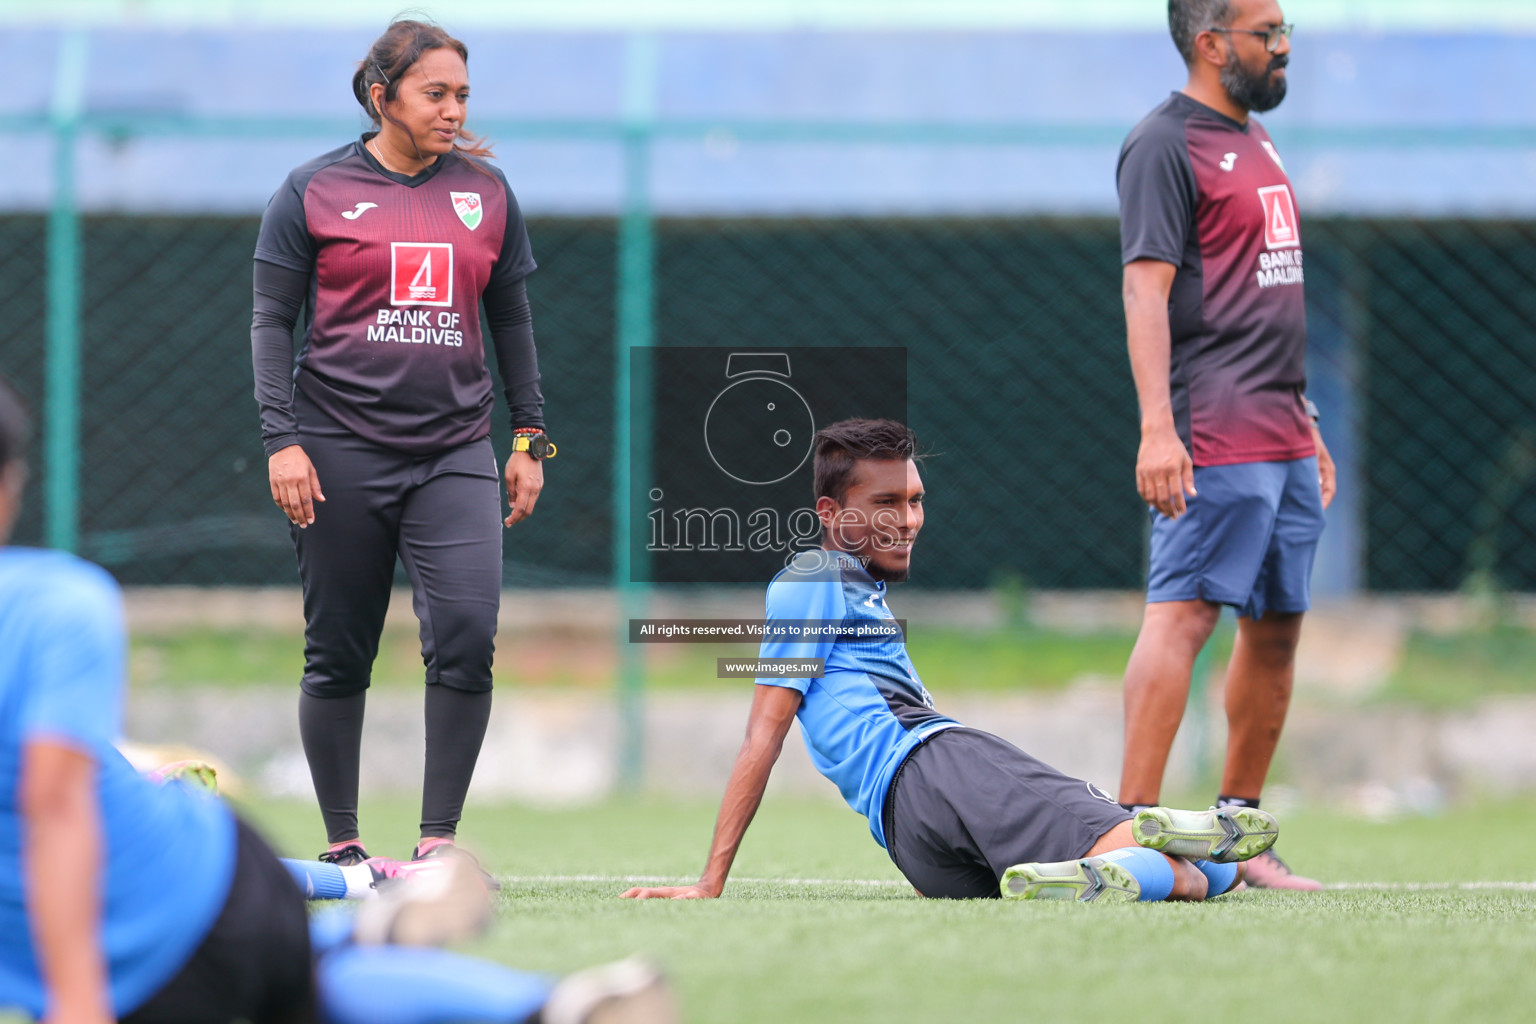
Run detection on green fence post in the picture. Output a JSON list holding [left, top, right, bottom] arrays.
[[612, 34, 658, 793], [45, 30, 89, 554]]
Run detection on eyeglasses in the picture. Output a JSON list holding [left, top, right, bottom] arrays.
[[1208, 23, 1294, 53]]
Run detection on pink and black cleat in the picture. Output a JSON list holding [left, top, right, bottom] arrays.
[[1241, 849, 1322, 891], [412, 838, 501, 891], [364, 856, 451, 891], [318, 842, 371, 867]]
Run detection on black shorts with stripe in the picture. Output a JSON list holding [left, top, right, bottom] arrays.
[[881, 728, 1131, 899]]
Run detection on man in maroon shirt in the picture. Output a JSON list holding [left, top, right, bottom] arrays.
[[1115, 0, 1335, 890]]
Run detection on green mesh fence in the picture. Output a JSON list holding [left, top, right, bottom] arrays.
[[2, 212, 1534, 591], [1344, 220, 1536, 590], [652, 217, 1140, 588], [0, 215, 46, 548]]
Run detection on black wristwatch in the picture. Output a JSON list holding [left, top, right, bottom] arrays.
[[512, 432, 557, 460]]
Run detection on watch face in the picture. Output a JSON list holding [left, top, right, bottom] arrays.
[[703, 376, 814, 485]]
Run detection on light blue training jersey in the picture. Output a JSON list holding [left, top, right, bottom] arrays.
[[755, 549, 958, 847], [0, 548, 235, 1019]]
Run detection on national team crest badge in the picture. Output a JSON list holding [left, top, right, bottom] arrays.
[[450, 192, 482, 231]]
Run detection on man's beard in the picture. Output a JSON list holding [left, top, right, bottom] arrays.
[[1221, 49, 1288, 113], [864, 557, 909, 584]]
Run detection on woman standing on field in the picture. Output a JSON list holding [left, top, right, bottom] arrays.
[[250, 19, 556, 865]]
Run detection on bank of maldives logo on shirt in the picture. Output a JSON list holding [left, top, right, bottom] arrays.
[[1257, 184, 1301, 250], [450, 192, 482, 230], [390, 242, 454, 306]]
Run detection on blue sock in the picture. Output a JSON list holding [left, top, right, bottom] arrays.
[[283, 858, 349, 900], [1194, 859, 1239, 897], [318, 945, 553, 1024], [1094, 846, 1175, 902]]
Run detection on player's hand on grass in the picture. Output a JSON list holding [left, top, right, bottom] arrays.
[[268, 444, 324, 527], [1312, 425, 1336, 509], [620, 882, 720, 900], [1136, 423, 1196, 519], [504, 451, 544, 527]]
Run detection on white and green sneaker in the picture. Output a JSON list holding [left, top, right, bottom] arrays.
[[1000, 857, 1141, 903], [1131, 806, 1278, 863]]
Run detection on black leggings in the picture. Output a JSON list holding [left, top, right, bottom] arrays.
[[291, 391, 500, 844], [123, 819, 317, 1023]]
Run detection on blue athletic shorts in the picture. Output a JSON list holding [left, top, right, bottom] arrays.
[[1146, 457, 1325, 620]]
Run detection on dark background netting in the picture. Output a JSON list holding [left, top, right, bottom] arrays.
[[0, 215, 47, 548], [2, 214, 1533, 590]]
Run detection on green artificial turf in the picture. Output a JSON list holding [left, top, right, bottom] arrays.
[[237, 795, 1536, 1024]]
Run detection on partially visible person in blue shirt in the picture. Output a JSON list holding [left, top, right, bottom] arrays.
[[0, 547, 237, 1019], [0, 373, 671, 1023], [0, 381, 235, 1021]]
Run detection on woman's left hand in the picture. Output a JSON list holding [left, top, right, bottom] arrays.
[[504, 451, 544, 526]]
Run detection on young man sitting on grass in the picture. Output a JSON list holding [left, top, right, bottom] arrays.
[[624, 419, 1278, 904]]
